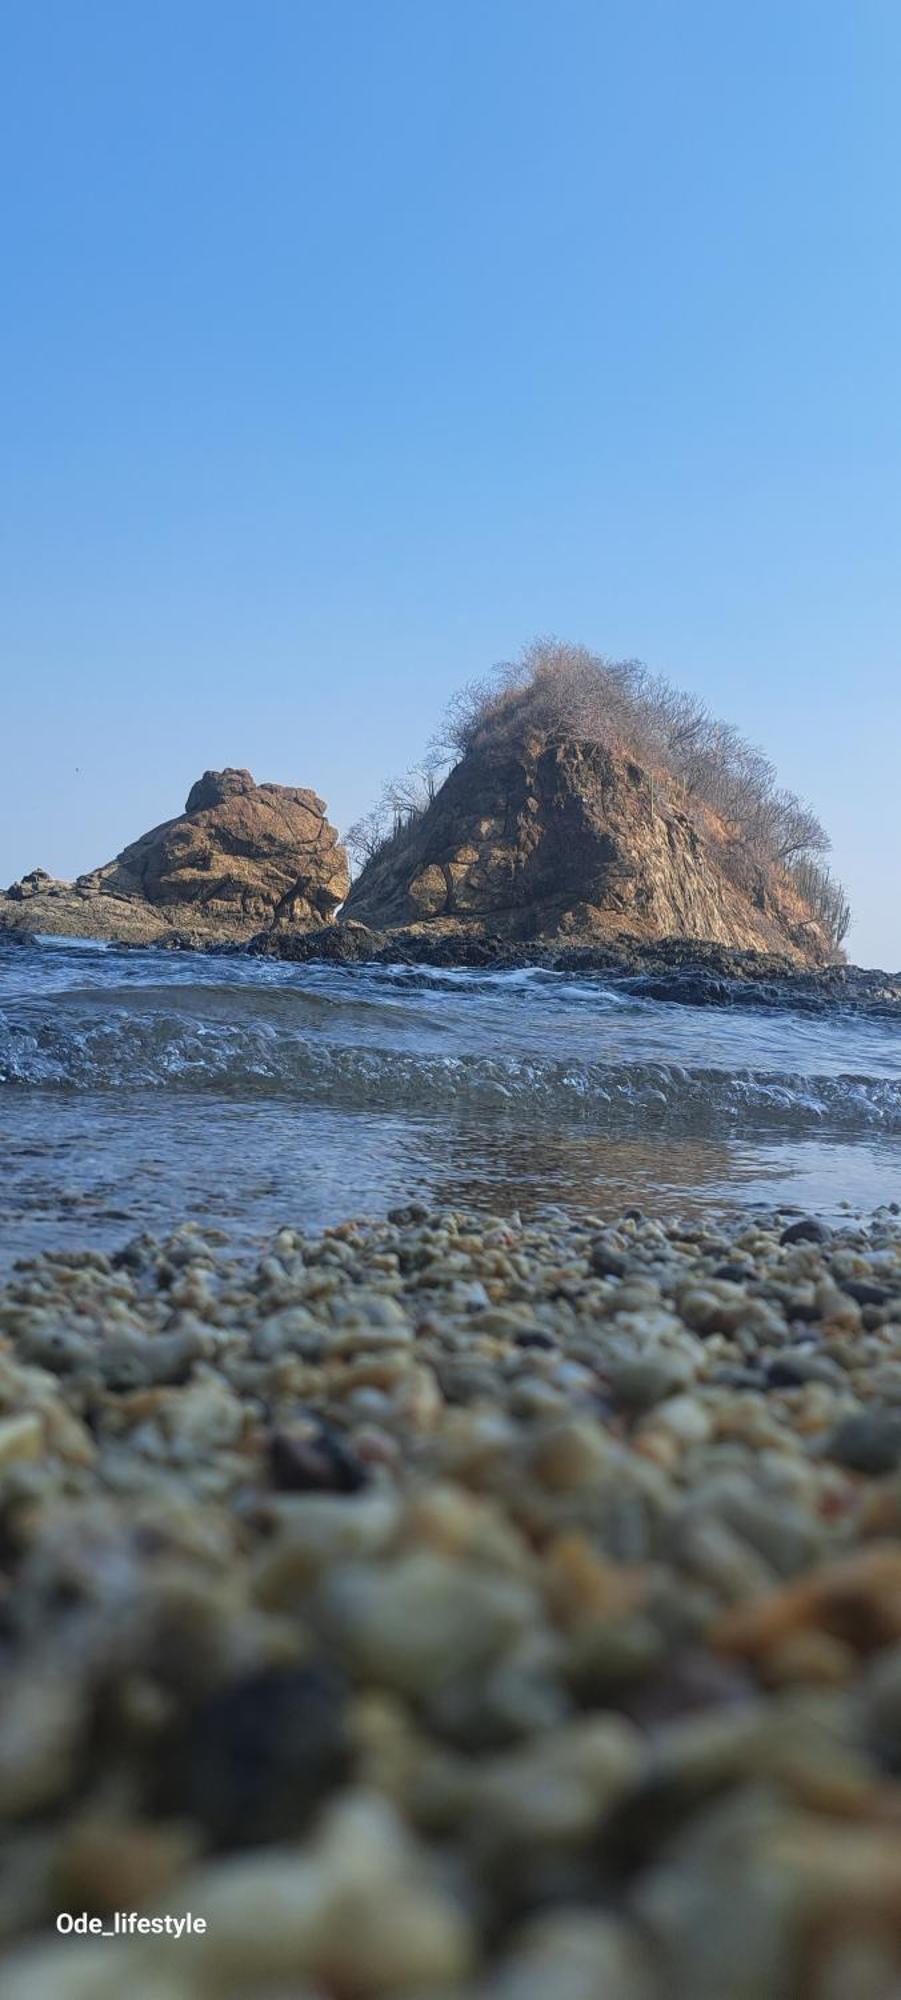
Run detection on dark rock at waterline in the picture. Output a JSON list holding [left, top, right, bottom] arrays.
[[249, 925, 901, 1017], [780, 1218, 830, 1246], [249, 920, 388, 963], [619, 971, 739, 1007], [387, 1201, 431, 1225], [9, 879, 901, 1019]]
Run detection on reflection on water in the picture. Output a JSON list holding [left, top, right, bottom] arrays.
[[431, 1123, 897, 1222], [1, 1093, 897, 1272], [1, 939, 898, 1268]]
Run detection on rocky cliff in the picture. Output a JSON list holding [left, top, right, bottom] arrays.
[[343, 738, 836, 964], [1, 769, 349, 945]]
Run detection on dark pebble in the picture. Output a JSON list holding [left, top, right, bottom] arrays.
[[617, 1649, 755, 1728], [269, 1425, 368, 1494], [766, 1355, 840, 1389], [165, 1663, 349, 1846], [780, 1218, 829, 1245], [826, 1411, 901, 1476], [839, 1279, 892, 1308], [590, 1242, 627, 1278], [709, 1367, 767, 1391], [598, 1761, 736, 1886], [387, 1201, 429, 1225], [766, 1359, 809, 1389], [435, 1358, 503, 1404], [786, 1297, 824, 1324]]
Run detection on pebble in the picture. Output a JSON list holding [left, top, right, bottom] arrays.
[[0, 1411, 44, 1468], [826, 1410, 901, 1475], [488, 1909, 655, 2000], [0, 1201, 899, 1995], [322, 1550, 537, 1695], [781, 1217, 830, 1245]]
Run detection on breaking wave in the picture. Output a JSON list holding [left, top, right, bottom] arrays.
[[1, 1005, 898, 1134]]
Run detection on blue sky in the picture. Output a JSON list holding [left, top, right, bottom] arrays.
[[1, 0, 899, 965]]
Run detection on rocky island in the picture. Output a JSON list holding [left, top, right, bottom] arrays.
[[341, 733, 833, 962], [0, 768, 349, 946], [2, 646, 854, 976], [339, 645, 849, 967]]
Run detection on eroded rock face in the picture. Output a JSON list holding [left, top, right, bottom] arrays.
[[344, 740, 834, 965], [1, 770, 349, 945]]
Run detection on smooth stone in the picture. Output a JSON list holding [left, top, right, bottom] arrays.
[[826, 1411, 901, 1475], [321, 1551, 537, 1696], [780, 1218, 830, 1245]]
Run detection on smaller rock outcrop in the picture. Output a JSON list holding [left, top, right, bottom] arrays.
[[0, 770, 349, 945]]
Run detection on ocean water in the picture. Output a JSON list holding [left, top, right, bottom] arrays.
[[0, 935, 898, 1267]]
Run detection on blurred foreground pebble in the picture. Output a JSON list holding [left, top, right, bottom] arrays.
[[1, 1200, 901, 1996]]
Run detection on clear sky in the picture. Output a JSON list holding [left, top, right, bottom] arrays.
[[1, 1, 899, 967]]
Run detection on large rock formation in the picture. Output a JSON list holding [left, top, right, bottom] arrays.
[[1, 769, 349, 945], [343, 739, 835, 964]]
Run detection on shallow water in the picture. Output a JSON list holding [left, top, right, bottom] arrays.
[[1, 936, 898, 1265]]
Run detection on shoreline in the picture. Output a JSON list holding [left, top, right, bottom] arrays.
[[3, 1197, 901, 1994], [250, 925, 901, 1016], [4, 918, 901, 1016]]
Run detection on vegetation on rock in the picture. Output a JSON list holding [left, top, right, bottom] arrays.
[[346, 641, 851, 954]]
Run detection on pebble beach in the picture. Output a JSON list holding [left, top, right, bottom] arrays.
[[2, 1199, 901, 1998], [7, 6, 901, 1995]]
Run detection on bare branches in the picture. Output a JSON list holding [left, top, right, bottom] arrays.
[[345, 808, 389, 868], [790, 859, 852, 946], [345, 760, 441, 871], [430, 639, 850, 947], [347, 639, 850, 950]]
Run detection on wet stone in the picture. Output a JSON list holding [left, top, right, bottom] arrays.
[[780, 1218, 830, 1245]]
